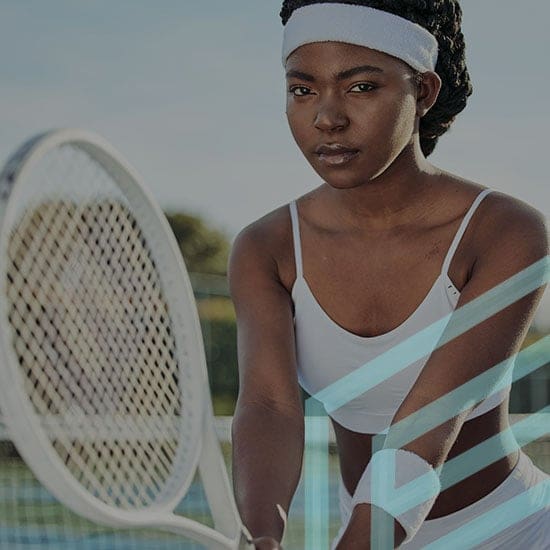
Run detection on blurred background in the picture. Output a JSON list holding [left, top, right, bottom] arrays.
[[0, 1, 548, 548], [1, 0, 548, 416]]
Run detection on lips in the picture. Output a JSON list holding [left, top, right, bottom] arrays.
[[315, 144, 359, 156], [314, 144, 360, 166]]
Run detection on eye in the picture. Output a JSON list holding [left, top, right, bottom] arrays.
[[288, 85, 312, 97], [349, 83, 376, 93]]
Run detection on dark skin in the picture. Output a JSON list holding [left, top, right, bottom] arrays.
[[231, 42, 548, 549]]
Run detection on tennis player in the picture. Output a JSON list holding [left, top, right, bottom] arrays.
[[229, 1, 550, 548]]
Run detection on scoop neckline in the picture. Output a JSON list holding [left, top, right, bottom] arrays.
[[292, 272, 460, 344]]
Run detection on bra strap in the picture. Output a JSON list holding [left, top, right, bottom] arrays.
[[289, 200, 303, 279], [441, 188, 493, 276]]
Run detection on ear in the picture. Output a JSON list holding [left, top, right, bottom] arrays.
[[415, 71, 442, 118]]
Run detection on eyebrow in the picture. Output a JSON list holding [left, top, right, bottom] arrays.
[[285, 64, 385, 82]]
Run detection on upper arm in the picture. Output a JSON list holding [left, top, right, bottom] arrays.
[[228, 222, 303, 416], [389, 198, 549, 459]]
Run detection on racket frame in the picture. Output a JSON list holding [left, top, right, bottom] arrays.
[[0, 129, 253, 549]]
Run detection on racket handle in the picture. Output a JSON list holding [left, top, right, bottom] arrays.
[[239, 524, 255, 549], [238, 504, 287, 549]]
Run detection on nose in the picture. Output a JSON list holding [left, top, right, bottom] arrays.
[[314, 96, 349, 132]]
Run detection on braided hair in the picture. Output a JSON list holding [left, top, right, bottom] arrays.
[[280, 0, 472, 157]]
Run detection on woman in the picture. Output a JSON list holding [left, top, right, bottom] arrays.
[[229, 1, 549, 548]]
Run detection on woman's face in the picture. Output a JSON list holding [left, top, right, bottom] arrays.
[[285, 41, 426, 189]]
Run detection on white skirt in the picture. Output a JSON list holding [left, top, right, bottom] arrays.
[[331, 450, 550, 549]]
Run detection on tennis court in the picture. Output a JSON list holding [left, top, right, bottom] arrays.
[[1, 416, 548, 550], [0, 423, 341, 549]]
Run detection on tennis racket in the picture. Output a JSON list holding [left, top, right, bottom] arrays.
[[0, 129, 254, 549]]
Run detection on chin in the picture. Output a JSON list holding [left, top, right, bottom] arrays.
[[320, 171, 372, 189], [308, 155, 374, 188]]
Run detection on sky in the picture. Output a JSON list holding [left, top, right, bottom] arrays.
[[1, 0, 549, 329]]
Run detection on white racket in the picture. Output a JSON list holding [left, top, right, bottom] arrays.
[[0, 129, 254, 549]]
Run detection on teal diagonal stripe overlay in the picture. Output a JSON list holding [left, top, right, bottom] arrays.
[[302, 256, 549, 549], [304, 398, 330, 550], [368, 406, 550, 549], [422, 479, 550, 549], [377, 336, 549, 452], [376, 406, 550, 519], [314, 256, 549, 414]]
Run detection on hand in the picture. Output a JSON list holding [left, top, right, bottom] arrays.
[[251, 536, 283, 549]]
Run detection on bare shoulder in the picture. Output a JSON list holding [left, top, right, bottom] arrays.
[[473, 189, 548, 259], [228, 204, 291, 312], [431, 174, 547, 289], [232, 203, 292, 254], [228, 202, 303, 415], [228, 201, 299, 294]]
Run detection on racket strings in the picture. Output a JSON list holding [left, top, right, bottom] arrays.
[[4, 145, 186, 509]]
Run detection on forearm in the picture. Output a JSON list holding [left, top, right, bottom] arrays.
[[231, 401, 304, 542]]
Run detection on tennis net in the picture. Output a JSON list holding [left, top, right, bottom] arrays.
[[0, 417, 227, 549]]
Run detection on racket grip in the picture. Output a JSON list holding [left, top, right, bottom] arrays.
[[276, 504, 287, 546], [239, 524, 255, 549], [238, 505, 286, 549]]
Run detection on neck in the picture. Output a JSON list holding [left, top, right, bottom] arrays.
[[324, 142, 444, 233]]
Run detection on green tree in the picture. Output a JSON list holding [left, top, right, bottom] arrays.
[[164, 211, 236, 413], [164, 211, 230, 276]]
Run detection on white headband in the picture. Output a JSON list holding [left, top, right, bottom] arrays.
[[282, 4, 439, 73]]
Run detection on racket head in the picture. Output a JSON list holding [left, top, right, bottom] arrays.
[[0, 129, 209, 526]]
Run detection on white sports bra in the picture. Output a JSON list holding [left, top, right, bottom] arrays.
[[289, 188, 509, 433]]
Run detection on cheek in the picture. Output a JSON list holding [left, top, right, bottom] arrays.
[[286, 107, 311, 148], [352, 94, 416, 154], [386, 95, 417, 145]]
